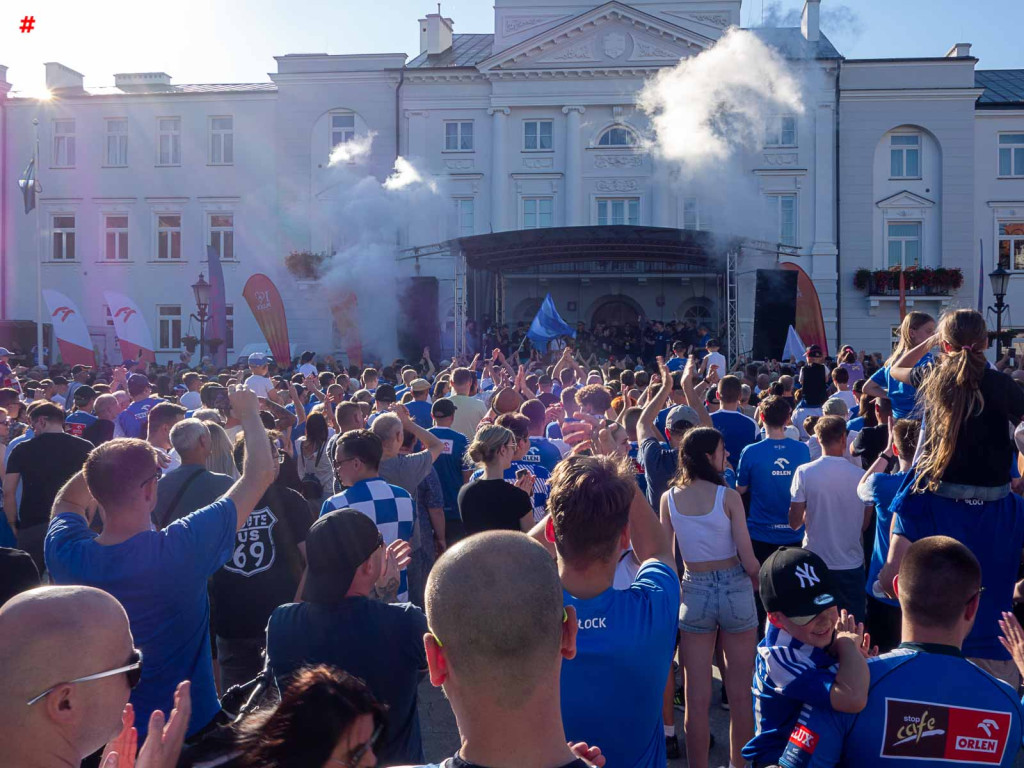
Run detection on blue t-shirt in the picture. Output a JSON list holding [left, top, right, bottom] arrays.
[[45, 499, 237, 741], [628, 441, 648, 495], [745, 622, 837, 765], [428, 427, 469, 521], [526, 436, 563, 473], [737, 438, 810, 544], [846, 416, 866, 433], [561, 561, 680, 768], [654, 406, 672, 439], [779, 645, 1024, 768], [116, 396, 163, 439], [64, 410, 97, 438], [868, 353, 933, 419], [712, 409, 760, 465], [406, 400, 433, 431], [892, 489, 1024, 660], [859, 471, 907, 607], [666, 356, 687, 372]]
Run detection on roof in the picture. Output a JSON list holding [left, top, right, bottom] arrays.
[[749, 28, 843, 61], [9, 82, 277, 99], [976, 69, 1024, 108], [406, 34, 493, 69]]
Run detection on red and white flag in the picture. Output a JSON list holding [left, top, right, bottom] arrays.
[[41, 289, 96, 367], [103, 290, 156, 362]]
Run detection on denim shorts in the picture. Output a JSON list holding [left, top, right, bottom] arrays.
[[679, 563, 758, 634]]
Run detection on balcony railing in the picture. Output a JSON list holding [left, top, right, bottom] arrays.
[[854, 267, 963, 297]]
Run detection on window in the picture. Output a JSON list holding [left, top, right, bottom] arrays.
[[444, 121, 474, 151], [158, 306, 181, 350], [766, 194, 797, 246], [51, 215, 76, 261], [157, 118, 181, 165], [890, 134, 921, 179], [597, 197, 639, 226], [597, 126, 637, 147], [156, 215, 182, 260], [225, 304, 234, 351], [682, 198, 699, 230], [998, 222, 1024, 271], [523, 197, 554, 229], [209, 214, 234, 261], [453, 198, 474, 237], [331, 113, 356, 151], [104, 215, 129, 261], [524, 120, 553, 151], [765, 115, 797, 147], [209, 116, 233, 165], [999, 134, 1024, 178], [887, 222, 921, 268], [105, 119, 128, 166], [52, 119, 75, 167]]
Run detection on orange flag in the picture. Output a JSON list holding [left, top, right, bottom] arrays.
[[242, 274, 291, 367]]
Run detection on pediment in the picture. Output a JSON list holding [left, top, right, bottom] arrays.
[[876, 190, 935, 209], [479, 1, 713, 72]]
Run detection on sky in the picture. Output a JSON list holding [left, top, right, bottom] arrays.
[[1, 0, 1019, 96]]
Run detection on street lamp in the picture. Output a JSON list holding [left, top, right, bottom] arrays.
[[989, 267, 1010, 359], [191, 273, 211, 363]]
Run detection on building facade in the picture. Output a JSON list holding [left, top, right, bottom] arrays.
[[0, 0, 1021, 365]]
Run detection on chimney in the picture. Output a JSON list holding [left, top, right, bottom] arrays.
[[44, 62, 84, 92], [801, 0, 820, 43], [945, 42, 973, 58], [418, 13, 454, 56], [114, 72, 173, 91]]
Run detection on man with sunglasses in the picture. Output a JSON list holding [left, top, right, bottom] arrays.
[[45, 385, 275, 744], [0, 585, 190, 768]]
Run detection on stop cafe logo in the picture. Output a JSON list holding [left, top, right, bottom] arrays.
[[880, 698, 1012, 764]]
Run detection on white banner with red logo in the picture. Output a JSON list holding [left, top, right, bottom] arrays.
[[102, 291, 156, 363], [41, 289, 96, 367]]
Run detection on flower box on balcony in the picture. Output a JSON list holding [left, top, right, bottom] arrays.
[[854, 267, 963, 296]]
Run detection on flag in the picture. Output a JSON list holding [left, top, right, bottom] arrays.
[[898, 269, 907, 320], [330, 293, 363, 369], [206, 245, 228, 368], [242, 274, 291, 367], [779, 263, 828, 357], [42, 290, 96, 367], [103, 291, 156, 362], [782, 325, 804, 362], [526, 294, 575, 346], [18, 157, 39, 214]]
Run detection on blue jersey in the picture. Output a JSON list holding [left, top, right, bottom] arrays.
[[405, 400, 433, 430], [628, 441, 648, 495], [712, 409, 760, 465], [116, 397, 163, 439], [65, 410, 97, 438], [737, 438, 810, 544], [427, 427, 469, 521], [561, 561, 680, 768], [846, 416, 866, 433], [666, 356, 687, 372], [525, 436, 563, 473], [744, 622, 838, 765], [858, 470, 908, 607], [893, 489, 1024, 660], [779, 645, 1024, 768], [868, 353, 933, 419]]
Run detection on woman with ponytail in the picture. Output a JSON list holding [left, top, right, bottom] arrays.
[[457, 424, 533, 535], [659, 427, 760, 768], [879, 309, 1024, 686], [863, 311, 935, 419]]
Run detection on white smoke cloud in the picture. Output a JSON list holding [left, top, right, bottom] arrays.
[[312, 135, 450, 363], [760, 1, 863, 44]]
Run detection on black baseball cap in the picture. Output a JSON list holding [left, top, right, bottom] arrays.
[[302, 510, 384, 603], [73, 385, 97, 404], [374, 384, 397, 403], [431, 398, 457, 418], [759, 548, 837, 625]]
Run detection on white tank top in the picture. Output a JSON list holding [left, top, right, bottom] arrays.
[[667, 485, 738, 563]]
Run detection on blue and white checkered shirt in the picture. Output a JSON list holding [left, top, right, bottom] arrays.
[[320, 478, 415, 602]]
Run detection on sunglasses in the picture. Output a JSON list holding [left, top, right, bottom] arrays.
[[27, 648, 143, 706], [329, 719, 384, 768], [139, 468, 162, 488]]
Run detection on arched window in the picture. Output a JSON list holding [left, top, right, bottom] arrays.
[[598, 126, 638, 147]]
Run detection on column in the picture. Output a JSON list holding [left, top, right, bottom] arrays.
[[562, 106, 585, 226], [653, 166, 673, 228], [489, 107, 510, 233]]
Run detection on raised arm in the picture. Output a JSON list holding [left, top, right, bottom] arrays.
[[890, 334, 938, 385], [681, 356, 713, 428], [224, 386, 277, 530], [629, 485, 676, 572], [288, 383, 307, 426], [393, 402, 443, 461], [637, 357, 672, 445], [260, 396, 296, 432]]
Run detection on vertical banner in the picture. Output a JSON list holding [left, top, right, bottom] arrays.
[[41, 290, 96, 367], [206, 245, 228, 368], [779, 263, 828, 357], [102, 291, 156, 363], [330, 293, 363, 369], [242, 274, 291, 367]]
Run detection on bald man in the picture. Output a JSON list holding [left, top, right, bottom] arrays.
[[421, 531, 600, 768], [0, 586, 139, 765]]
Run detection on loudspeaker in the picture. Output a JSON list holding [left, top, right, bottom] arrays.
[[397, 276, 440, 363], [752, 269, 797, 361]]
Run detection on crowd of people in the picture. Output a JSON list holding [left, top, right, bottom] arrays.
[[6, 306, 1024, 767]]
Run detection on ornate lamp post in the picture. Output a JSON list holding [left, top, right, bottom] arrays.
[[989, 267, 1010, 359], [191, 273, 211, 363]]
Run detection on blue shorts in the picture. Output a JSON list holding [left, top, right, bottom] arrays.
[[679, 563, 758, 634]]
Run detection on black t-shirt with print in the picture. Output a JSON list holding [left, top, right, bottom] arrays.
[[210, 485, 313, 639], [457, 478, 532, 535], [7, 432, 92, 529]]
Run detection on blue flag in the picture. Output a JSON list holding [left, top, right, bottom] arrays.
[[527, 294, 575, 345]]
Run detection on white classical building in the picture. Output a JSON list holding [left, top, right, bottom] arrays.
[[0, 0, 1022, 365]]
